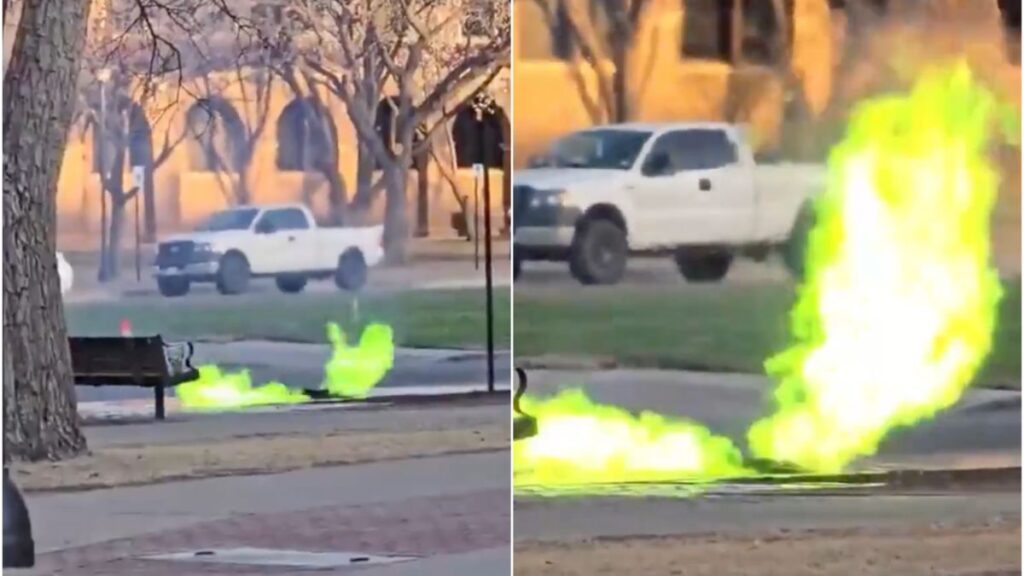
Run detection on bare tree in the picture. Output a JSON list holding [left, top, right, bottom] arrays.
[[4, 0, 93, 462], [531, 0, 654, 123], [276, 0, 510, 261], [4, 0, 254, 460], [83, 71, 190, 281], [189, 60, 276, 206]]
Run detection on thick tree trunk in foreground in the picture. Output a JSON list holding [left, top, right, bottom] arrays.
[[3, 0, 91, 462]]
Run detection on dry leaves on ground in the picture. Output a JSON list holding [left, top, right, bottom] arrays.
[[515, 521, 1021, 576], [13, 425, 508, 492]]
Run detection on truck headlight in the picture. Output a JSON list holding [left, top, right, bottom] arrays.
[[194, 242, 214, 254], [529, 190, 565, 208]]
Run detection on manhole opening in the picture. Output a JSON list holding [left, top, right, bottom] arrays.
[[144, 547, 418, 568]]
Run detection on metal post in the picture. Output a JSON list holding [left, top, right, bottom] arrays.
[[477, 113, 495, 394], [98, 81, 108, 282], [134, 189, 141, 282], [473, 176, 480, 270]]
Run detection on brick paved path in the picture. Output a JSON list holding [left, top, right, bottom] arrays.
[[31, 489, 508, 575]]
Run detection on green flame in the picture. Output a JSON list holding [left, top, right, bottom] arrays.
[[177, 321, 395, 410], [747, 62, 1013, 471], [514, 62, 1014, 483]]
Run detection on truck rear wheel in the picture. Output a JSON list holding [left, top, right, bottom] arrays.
[[783, 203, 816, 282], [675, 252, 733, 283], [157, 277, 190, 298], [513, 252, 523, 281], [569, 219, 627, 285], [275, 274, 308, 294], [335, 249, 367, 291], [216, 252, 251, 295]]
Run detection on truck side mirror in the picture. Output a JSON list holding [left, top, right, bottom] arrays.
[[255, 220, 276, 234], [643, 152, 673, 177]]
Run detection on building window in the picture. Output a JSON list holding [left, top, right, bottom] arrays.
[[740, 0, 793, 65], [999, 0, 1021, 64], [681, 0, 733, 61], [552, 1, 576, 60]]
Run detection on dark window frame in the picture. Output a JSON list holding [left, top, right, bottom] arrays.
[[258, 208, 311, 231]]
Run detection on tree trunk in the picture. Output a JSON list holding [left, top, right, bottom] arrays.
[[322, 166, 348, 226], [351, 142, 376, 211], [106, 196, 127, 279], [382, 164, 409, 262], [612, 48, 630, 122], [142, 167, 157, 242], [3, 0, 91, 462], [234, 169, 252, 205]]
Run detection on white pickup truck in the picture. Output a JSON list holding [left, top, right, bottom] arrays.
[[513, 122, 825, 284], [153, 203, 384, 297]]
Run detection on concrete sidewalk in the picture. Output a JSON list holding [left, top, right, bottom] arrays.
[[24, 452, 510, 575]]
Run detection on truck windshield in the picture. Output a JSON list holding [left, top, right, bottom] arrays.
[[194, 208, 260, 232], [542, 129, 652, 170]]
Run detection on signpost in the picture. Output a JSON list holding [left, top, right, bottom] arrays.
[[131, 165, 145, 282], [475, 119, 496, 394]]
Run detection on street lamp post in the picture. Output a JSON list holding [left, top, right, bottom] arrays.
[[96, 68, 112, 281], [475, 108, 495, 394]]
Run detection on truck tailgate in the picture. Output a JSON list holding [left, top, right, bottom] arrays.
[[314, 225, 385, 268], [753, 163, 827, 242]]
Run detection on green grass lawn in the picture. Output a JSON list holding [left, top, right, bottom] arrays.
[[67, 288, 511, 350], [514, 281, 1021, 388]]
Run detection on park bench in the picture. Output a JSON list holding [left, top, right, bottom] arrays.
[[69, 336, 200, 420]]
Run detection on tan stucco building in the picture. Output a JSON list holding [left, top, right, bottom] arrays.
[[511, 0, 1020, 269], [41, 0, 510, 248]]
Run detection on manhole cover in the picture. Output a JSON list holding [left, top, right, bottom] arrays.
[[144, 547, 418, 568], [515, 480, 884, 499]]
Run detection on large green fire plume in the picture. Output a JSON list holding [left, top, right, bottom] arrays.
[[747, 62, 1016, 471], [177, 321, 395, 410], [514, 62, 1015, 484]]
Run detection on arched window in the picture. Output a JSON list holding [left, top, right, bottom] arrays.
[[276, 97, 338, 171], [185, 98, 247, 172]]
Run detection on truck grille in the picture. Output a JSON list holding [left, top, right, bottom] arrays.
[[156, 241, 195, 269], [512, 186, 534, 231]]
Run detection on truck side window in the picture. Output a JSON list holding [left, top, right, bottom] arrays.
[[695, 130, 739, 169], [259, 209, 311, 231]]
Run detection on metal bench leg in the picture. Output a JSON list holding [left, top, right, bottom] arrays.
[[154, 383, 166, 420]]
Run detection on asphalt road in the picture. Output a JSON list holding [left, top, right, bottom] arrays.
[[67, 259, 511, 304], [514, 368, 1021, 542], [515, 256, 792, 289]]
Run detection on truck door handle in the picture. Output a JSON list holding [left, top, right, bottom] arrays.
[[288, 236, 296, 242], [699, 178, 712, 191]]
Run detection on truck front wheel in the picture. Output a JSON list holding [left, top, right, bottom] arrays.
[[513, 252, 523, 281], [675, 252, 733, 283], [783, 204, 815, 282], [569, 219, 627, 285], [335, 249, 367, 291], [216, 252, 251, 295], [157, 277, 190, 298]]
